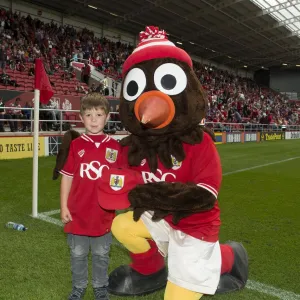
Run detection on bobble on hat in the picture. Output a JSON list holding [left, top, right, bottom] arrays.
[[139, 26, 167, 42]]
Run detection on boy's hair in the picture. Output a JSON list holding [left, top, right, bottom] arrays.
[[80, 93, 109, 115]]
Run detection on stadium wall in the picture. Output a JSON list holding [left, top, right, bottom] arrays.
[[270, 67, 300, 95], [1, 131, 298, 160]]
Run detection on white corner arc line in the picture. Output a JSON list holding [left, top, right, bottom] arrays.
[[246, 280, 300, 300], [35, 213, 63, 227], [223, 157, 300, 176], [42, 209, 61, 216]]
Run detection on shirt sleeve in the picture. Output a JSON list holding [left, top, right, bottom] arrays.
[[59, 141, 75, 177], [191, 132, 222, 199]]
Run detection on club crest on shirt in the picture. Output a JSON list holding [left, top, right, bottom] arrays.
[[105, 148, 118, 163], [171, 155, 182, 170], [110, 175, 124, 191]]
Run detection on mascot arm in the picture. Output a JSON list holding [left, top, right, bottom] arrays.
[[52, 130, 81, 180], [128, 182, 216, 224]]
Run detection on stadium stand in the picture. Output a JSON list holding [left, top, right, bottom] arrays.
[[0, 7, 299, 128]]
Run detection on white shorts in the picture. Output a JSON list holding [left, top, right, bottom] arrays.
[[141, 211, 221, 295]]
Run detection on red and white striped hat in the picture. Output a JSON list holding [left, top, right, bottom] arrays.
[[122, 26, 192, 76]]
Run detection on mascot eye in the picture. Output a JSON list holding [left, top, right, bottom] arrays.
[[123, 68, 146, 101], [154, 63, 187, 95]]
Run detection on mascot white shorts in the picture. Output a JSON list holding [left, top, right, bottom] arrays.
[[141, 211, 221, 295]]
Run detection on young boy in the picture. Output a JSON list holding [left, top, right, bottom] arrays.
[[60, 93, 122, 300]]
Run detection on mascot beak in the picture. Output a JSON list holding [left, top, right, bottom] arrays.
[[134, 90, 175, 129]]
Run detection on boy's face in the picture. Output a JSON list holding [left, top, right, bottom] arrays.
[[80, 107, 109, 135]]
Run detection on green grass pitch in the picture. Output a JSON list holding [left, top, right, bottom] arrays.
[[1, 140, 300, 300]]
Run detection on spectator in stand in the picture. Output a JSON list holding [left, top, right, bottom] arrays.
[[61, 65, 75, 81], [82, 61, 90, 85], [234, 109, 242, 123], [75, 82, 87, 94], [101, 76, 109, 96], [28, 63, 35, 76], [260, 113, 268, 125], [10, 98, 27, 131], [0, 45, 7, 73], [39, 102, 57, 131], [95, 82, 104, 94], [0, 71, 18, 87], [88, 83, 97, 93], [22, 101, 32, 131], [0, 97, 14, 132]]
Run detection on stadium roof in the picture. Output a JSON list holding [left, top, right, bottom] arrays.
[[25, 0, 300, 71]]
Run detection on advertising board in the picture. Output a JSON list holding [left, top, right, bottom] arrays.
[[260, 132, 284, 141]]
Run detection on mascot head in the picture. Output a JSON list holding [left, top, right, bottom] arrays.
[[119, 26, 207, 136], [119, 26, 211, 172]]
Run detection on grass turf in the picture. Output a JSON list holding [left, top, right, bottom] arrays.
[[0, 139, 300, 299]]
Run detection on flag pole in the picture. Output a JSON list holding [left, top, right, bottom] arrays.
[[32, 89, 40, 218], [32, 58, 53, 218]]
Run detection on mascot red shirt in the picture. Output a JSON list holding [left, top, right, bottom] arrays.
[[122, 133, 222, 243]]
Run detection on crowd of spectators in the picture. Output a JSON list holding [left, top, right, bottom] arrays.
[[0, 7, 299, 128], [195, 64, 299, 126], [0, 8, 132, 81], [0, 96, 31, 132]]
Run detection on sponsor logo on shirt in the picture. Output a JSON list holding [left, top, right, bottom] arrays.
[[105, 148, 118, 163], [141, 169, 176, 183], [171, 155, 182, 170], [80, 161, 109, 180], [110, 175, 124, 191]]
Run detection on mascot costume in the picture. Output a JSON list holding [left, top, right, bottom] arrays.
[[54, 26, 248, 300]]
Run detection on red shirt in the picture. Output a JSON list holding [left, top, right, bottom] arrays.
[[123, 132, 222, 242], [60, 134, 122, 236]]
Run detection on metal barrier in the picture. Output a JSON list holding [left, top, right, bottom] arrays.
[[205, 122, 300, 132], [1, 107, 300, 135], [0, 107, 121, 135]]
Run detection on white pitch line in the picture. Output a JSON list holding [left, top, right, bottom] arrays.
[[42, 209, 61, 216], [223, 157, 300, 176], [34, 156, 300, 299], [36, 213, 63, 227], [246, 280, 300, 300]]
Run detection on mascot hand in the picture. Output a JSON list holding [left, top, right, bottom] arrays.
[[52, 130, 80, 180], [128, 181, 216, 223]]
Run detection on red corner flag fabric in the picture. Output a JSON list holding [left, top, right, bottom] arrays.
[[34, 59, 54, 104]]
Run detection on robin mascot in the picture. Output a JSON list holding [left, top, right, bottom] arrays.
[[54, 26, 248, 300]]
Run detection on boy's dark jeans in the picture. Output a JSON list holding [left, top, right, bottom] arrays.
[[67, 233, 112, 289]]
